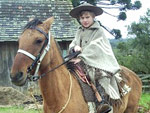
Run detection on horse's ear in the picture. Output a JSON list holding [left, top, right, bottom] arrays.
[[43, 17, 54, 31]]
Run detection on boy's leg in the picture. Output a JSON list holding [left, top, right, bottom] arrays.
[[88, 102, 96, 113]]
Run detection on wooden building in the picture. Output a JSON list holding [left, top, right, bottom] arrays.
[[0, 0, 77, 89]]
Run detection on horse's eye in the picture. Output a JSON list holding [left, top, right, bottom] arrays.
[[36, 39, 43, 44]]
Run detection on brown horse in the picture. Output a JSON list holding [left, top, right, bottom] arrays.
[[10, 17, 142, 113]]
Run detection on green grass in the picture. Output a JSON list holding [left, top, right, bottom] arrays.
[[0, 93, 149, 113], [139, 93, 150, 113], [0, 106, 42, 113]]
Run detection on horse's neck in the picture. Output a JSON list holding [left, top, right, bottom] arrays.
[[39, 66, 70, 104], [39, 38, 71, 108]]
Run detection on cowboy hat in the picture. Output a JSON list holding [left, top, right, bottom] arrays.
[[70, 3, 103, 18]]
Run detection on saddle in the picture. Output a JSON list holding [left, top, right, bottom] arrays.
[[67, 62, 102, 102], [67, 62, 131, 104]]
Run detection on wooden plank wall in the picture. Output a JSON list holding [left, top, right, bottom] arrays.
[[0, 41, 70, 93], [0, 42, 17, 86], [0, 42, 32, 93], [1, 42, 150, 94]]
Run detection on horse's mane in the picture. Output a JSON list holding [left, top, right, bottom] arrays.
[[23, 18, 64, 60], [53, 38, 64, 61], [24, 18, 43, 30]]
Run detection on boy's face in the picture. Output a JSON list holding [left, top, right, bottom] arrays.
[[79, 12, 94, 28]]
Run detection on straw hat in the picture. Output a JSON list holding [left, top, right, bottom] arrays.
[[70, 3, 103, 18]]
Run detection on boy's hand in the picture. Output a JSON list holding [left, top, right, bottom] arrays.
[[70, 58, 81, 64], [74, 45, 82, 52]]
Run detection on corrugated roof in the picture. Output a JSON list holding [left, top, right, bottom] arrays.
[[0, 0, 77, 42]]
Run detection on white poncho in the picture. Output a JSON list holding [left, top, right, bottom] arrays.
[[69, 21, 120, 75]]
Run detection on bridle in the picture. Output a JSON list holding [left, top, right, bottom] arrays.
[[17, 27, 81, 82], [17, 27, 51, 81], [17, 25, 81, 113]]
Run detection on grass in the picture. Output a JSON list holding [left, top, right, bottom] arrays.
[[0, 93, 149, 113], [0, 106, 42, 113], [139, 93, 150, 113]]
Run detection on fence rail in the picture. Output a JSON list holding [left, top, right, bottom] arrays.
[[138, 74, 150, 93]]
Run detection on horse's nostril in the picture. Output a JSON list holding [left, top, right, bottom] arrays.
[[10, 72, 24, 82], [17, 72, 23, 79]]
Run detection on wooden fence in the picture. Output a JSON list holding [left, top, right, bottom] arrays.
[[138, 74, 150, 93]]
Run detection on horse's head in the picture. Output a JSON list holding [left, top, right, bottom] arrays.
[[10, 17, 54, 86]]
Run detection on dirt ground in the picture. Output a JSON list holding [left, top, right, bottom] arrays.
[[0, 87, 149, 112], [0, 87, 32, 106]]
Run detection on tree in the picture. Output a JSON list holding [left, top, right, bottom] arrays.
[[127, 9, 150, 74], [113, 39, 137, 72], [70, 0, 142, 39], [71, 0, 141, 20], [113, 9, 150, 74]]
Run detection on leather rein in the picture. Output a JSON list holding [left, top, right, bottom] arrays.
[[17, 27, 80, 82]]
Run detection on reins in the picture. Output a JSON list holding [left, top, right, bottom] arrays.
[[28, 71, 73, 113], [17, 26, 80, 82], [29, 51, 81, 81], [18, 19, 80, 113]]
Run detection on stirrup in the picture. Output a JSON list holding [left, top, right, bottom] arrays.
[[97, 104, 111, 113], [97, 100, 111, 113]]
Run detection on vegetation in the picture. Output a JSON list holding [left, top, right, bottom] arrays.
[[69, 0, 142, 39], [113, 9, 150, 74], [139, 93, 150, 113], [0, 106, 42, 113], [0, 93, 149, 113], [71, 0, 141, 20]]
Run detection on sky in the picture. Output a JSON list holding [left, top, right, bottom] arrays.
[[96, 0, 149, 39]]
